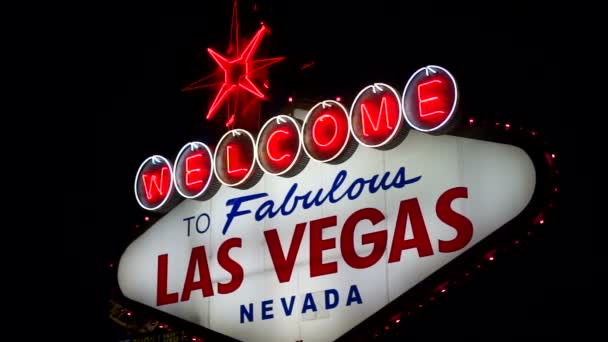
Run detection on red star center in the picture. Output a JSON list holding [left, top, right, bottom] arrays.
[[184, 23, 284, 125], [206, 25, 268, 120]]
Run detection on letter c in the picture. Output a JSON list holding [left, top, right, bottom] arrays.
[[267, 129, 291, 162]]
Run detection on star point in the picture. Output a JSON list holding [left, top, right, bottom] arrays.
[[183, 20, 284, 125]]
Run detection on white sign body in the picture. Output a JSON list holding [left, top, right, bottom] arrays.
[[119, 131, 535, 341]]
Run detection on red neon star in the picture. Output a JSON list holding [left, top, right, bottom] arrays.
[[183, 2, 284, 127]]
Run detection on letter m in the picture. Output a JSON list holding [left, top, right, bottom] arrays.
[[361, 96, 393, 136]]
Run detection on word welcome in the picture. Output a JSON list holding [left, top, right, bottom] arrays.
[[134, 65, 458, 211]]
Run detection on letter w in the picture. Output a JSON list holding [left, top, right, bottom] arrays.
[[142, 166, 168, 200]]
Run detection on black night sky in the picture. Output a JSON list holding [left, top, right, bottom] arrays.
[[71, 0, 583, 340]]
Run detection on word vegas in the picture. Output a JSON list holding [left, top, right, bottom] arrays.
[[134, 65, 459, 211]]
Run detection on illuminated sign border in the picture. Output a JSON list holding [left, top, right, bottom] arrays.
[[402, 65, 458, 133], [123, 45, 558, 341]]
